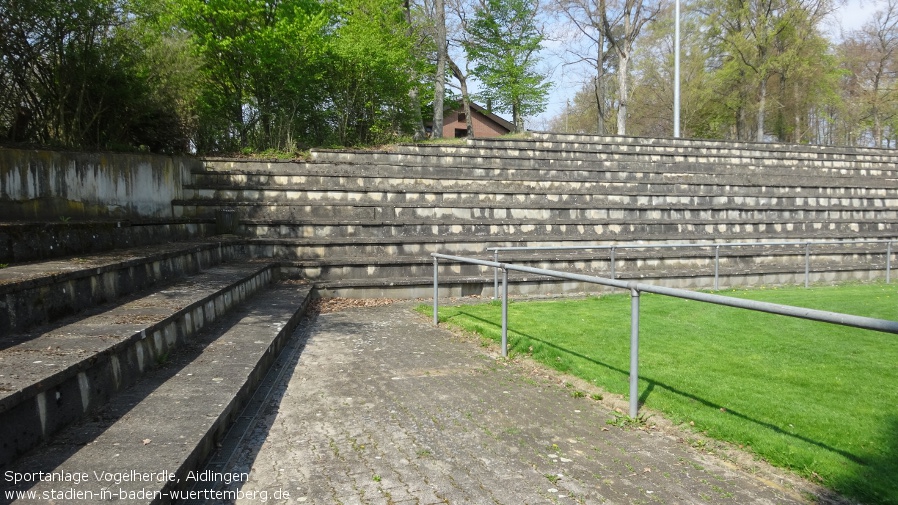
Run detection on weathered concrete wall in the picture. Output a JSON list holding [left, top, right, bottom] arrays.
[[0, 148, 200, 220]]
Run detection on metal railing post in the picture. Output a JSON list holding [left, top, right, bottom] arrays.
[[501, 267, 509, 357], [805, 242, 810, 288], [433, 257, 439, 326], [610, 247, 616, 279], [886, 240, 892, 284], [629, 286, 641, 418], [493, 249, 499, 300], [714, 245, 720, 291]]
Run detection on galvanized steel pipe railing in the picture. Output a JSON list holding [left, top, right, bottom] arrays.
[[488, 239, 897, 298], [431, 252, 898, 419]]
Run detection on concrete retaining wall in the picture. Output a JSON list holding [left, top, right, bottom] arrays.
[[0, 148, 199, 220]]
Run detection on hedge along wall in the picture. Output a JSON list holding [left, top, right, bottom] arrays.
[[0, 148, 200, 220]]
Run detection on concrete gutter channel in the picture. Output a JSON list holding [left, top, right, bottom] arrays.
[[0, 263, 277, 468], [3, 283, 312, 504]]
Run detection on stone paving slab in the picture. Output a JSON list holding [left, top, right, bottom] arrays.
[[212, 302, 823, 505]]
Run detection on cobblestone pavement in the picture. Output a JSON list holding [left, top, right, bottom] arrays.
[[215, 301, 817, 505]]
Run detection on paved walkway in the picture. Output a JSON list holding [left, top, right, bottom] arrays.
[[214, 301, 818, 505]]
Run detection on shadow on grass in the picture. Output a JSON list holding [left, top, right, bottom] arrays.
[[450, 310, 868, 468], [828, 416, 898, 505]]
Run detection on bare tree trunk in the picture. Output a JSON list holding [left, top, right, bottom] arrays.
[[756, 76, 766, 142], [448, 56, 474, 137], [617, 49, 629, 135], [513, 102, 524, 132], [432, 0, 447, 138], [404, 0, 426, 140], [595, 30, 605, 135]]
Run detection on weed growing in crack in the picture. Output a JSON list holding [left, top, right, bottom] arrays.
[[606, 411, 654, 429]]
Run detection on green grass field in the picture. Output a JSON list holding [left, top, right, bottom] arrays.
[[424, 282, 898, 504]]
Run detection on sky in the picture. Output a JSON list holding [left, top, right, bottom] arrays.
[[519, 0, 884, 130]]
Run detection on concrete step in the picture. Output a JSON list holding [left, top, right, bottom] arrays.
[[0, 263, 277, 468], [0, 241, 244, 336], [3, 282, 311, 500], [193, 158, 895, 187], [180, 181, 894, 204], [508, 132, 898, 163], [313, 258, 891, 298], [0, 220, 215, 265], [280, 242, 893, 283], [399, 141, 898, 168], [173, 199, 898, 223], [311, 147, 898, 176], [244, 232, 898, 260], [236, 215, 898, 240]]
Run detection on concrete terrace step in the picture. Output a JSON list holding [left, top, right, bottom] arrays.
[[235, 216, 898, 240], [0, 263, 277, 468], [173, 200, 898, 223], [243, 231, 898, 260], [510, 131, 898, 163], [4, 282, 311, 501], [180, 180, 895, 204], [312, 257, 890, 297], [279, 242, 893, 283], [0, 241, 243, 336], [312, 146, 898, 176], [399, 141, 898, 168], [201, 157, 898, 184], [486, 132, 894, 163], [0, 220, 215, 265], [244, 207, 893, 225]]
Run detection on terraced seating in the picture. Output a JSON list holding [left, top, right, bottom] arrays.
[[3, 282, 310, 500], [2, 132, 896, 498], [173, 134, 898, 296], [0, 240, 313, 494], [0, 219, 214, 264], [0, 241, 241, 335]]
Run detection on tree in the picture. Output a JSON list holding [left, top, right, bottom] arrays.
[[599, 0, 663, 134], [626, 0, 711, 137], [838, 0, 898, 146], [554, 0, 614, 134], [176, 0, 332, 151], [702, 0, 837, 142], [432, 0, 448, 138], [0, 0, 195, 151], [325, 0, 425, 145], [464, 0, 550, 131]]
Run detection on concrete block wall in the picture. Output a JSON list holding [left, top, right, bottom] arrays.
[[176, 134, 898, 296]]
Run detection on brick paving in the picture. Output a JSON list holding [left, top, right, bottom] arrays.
[[215, 301, 817, 505]]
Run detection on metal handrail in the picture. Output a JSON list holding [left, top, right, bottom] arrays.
[[431, 252, 898, 418], [488, 238, 896, 295]]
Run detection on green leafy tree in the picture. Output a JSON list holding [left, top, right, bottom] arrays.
[[175, 0, 331, 152], [0, 0, 194, 151], [701, 0, 838, 142], [464, 0, 550, 131], [325, 0, 425, 145]]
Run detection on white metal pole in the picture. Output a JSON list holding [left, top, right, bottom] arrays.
[[629, 287, 641, 418]]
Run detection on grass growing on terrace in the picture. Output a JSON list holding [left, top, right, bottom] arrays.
[[424, 283, 898, 504]]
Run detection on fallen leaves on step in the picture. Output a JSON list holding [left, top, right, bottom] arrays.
[[311, 297, 398, 314]]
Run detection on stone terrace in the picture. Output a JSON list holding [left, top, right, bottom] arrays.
[[0, 133, 895, 502], [175, 132, 898, 297]]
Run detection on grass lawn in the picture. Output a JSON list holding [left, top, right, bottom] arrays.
[[423, 282, 898, 504]]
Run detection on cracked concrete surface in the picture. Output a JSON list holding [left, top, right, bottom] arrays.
[[215, 302, 815, 505]]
